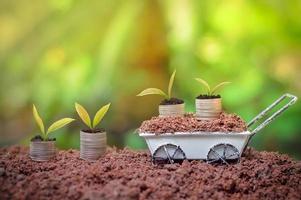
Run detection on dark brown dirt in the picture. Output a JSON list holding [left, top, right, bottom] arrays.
[[196, 94, 221, 99], [31, 135, 56, 142], [0, 146, 300, 200], [82, 128, 105, 133], [139, 112, 247, 134], [160, 98, 184, 105]]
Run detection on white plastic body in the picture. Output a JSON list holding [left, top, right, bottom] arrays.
[[139, 131, 251, 160]]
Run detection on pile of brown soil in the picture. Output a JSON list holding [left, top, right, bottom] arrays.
[[0, 146, 300, 200], [31, 135, 56, 141], [196, 94, 221, 99], [160, 98, 184, 105], [139, 112, 247, 134]]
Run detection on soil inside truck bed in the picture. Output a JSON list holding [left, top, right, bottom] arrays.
[[0, 146, 300, 200], [139, 112, 247, 134]]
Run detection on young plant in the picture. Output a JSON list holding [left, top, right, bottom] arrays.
[[137, 70, 177, 100], [75, 103, 111, 132], [33, 105, 75, 140], [195, 78, 231, 96]]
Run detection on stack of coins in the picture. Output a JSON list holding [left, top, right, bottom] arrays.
[[195, 98, 221, 120], [29, 141, 56, 161], [80, 131, 106, 161], [159, 103, 185, 117]]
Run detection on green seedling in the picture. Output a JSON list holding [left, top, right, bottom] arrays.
[[75, 103, 111, 131], [195, 78, 231, 96], [137, 70, 177, 100], [33, 105, 75, 140]]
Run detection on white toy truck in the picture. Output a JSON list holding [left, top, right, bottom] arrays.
[[139, 94, 297, 165]]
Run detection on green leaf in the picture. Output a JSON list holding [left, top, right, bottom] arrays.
[[211, 82, 231, 95], [136, 88, 167, 98], [75, 103, 92, 129], [47, 118, 75, 135], [93, 103, 111, 128], [32, 104, 45, 135], [168, 70, 176, 99], [195, 78, 211, 94]]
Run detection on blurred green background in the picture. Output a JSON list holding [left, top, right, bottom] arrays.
[[0, 0, 300, 159]]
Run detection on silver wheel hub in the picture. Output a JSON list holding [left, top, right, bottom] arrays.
[[152, 144, 186, 164], [207, 143, 240, 165]]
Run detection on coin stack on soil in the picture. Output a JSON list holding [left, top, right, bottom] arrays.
[[159, 104, 185, 117], [196, 98, 221, 120], [29, 141, 56, 161], [80, 131, 106, 161]]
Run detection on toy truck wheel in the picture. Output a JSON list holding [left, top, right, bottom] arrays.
[[207, 143, 240, 165], [152, 144, 186, 164]]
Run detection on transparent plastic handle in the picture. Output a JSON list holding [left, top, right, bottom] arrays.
[[247, 93, 298, 136]]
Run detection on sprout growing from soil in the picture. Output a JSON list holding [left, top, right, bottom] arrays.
[[195, 78, 231, 96], [75, 103, 111, 131], [33, 105, 75, 140], [137, 70, 177, 100]]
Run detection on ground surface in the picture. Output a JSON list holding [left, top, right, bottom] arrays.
[[0, 146, 300, 200]]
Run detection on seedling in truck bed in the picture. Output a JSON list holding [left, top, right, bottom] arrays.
[[194, 78, 230, 119], [32, 104, 75, 141], [137, 70, 184, 116], [195, 78, 231, 98], [137, 70, 183, 104], [75, 103, 111, 133]]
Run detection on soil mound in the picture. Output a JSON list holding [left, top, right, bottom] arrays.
[[139, 112, 247, 134], [0, 146, 300, 200]]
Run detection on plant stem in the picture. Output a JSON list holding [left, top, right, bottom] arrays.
[[42, 133, 46, 141]]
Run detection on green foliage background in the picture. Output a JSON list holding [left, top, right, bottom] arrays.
[[0, 0, 300, 158]]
